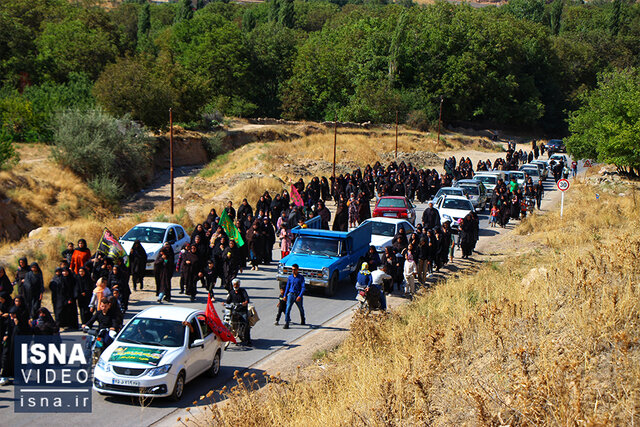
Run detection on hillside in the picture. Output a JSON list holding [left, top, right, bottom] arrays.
[[187, 173, 640, 425]]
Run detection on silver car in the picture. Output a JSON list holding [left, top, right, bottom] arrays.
[[454, 179, 488, 211]]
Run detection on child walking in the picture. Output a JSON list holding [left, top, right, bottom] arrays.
[[489, 205, 498, 227], [275, 286, 287, 325]]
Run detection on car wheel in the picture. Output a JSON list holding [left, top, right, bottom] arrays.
[[325, 272, 338, 297], [171, 371, 185, 402], [207, 350, 221, 377]]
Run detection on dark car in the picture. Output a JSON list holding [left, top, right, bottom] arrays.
[[372, 196, 416, 225], [546, 139, 566, 153]]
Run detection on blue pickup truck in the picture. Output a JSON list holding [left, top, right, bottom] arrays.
[[277, 216, 372, 296]]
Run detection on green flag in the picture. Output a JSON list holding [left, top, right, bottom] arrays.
[[219, 209, 245, 247]]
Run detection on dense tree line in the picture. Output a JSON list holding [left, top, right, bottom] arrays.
[[1, 0, 640, 146]]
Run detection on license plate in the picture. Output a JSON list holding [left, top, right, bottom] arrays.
[[383, 213, 395, 217], [113, 378, 140, 386]]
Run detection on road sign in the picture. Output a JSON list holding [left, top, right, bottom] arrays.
[[557, 179, 570, 192], [584, 160, 592, 167]]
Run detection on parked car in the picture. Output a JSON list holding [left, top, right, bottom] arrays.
[[119, 222, 190, 270], [471, 172, 504, 193], [506, 171, 526, 186], [372, 196, 416, 225], [93, 306, 223, 401], [550, 153, 569, 165], [519, 165, 541, 182], [360, 218, 416, 253], [453, 179, 488, 211], [546, 139, 566, 153], [433, 187, 468, 201], [432, 195, 474, 233], [530, 160, 550, 180]]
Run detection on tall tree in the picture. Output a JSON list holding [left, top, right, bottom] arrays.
[[279, 0, 294, 28], [609, 0, 622, 36], [550, 0, 563, 35], [137, 2, 151, 52], [566, 68, 640, 175]]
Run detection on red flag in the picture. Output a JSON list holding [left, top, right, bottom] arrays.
[[290, 184, 304, 207], [205, 294, 236, 343]]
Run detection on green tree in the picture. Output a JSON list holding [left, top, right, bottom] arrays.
[[36, 19, 118, 81], [174, 0, 193, 23], [269, 0, 280, 23], [566, 68, 640, 175], [504, 0, 545, 23], [0, 138, 18, 168], [51, 109, 154, 200], [609, 0, 621, 36]]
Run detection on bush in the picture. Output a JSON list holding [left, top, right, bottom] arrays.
[[406, 110, 432, 132], [0, 138, 19, 168], [51, 109, 154, 201], [87, 174, 124, 205], [203, 131, 226, 159]]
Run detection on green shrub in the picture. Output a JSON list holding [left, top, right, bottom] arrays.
[[51, 109, 154, 201], [406, 110, 432, 132], [87, 174, 124, 205], [203, 131, 226, 159], [0, 138, 19, 169]]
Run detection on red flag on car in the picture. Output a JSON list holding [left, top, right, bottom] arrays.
[[205, 293, 236, 343], [290, 184, 304, 207]]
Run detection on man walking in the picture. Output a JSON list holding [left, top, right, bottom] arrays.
[[283, 264, 305, 329]]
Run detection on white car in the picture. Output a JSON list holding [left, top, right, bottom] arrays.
[[360, 218, 416, 253], [549, 153, 569, 165], [472, 172, 504, 193], [119, 222, 190, 270], [505, 170, 526, 186], [432, 195, 474, 232], [93, 306, 223, 400], [530, 160, 549, 180]]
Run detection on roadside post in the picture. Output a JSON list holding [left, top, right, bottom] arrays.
[[557, 178, 570, 217]]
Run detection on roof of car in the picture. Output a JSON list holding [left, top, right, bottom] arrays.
[[438, 186, 463, 191], [377, 196, 407, 200], [457, 179, 482, 184], [132, 222, 182, 229], [135, 306, 201, 321]]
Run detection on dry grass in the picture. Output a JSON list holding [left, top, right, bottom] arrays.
[[187, 177, 640, 426]]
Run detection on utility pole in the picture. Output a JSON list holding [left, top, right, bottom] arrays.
[[436, 95, 443, 148], [169, 108, 174, 215], [395, 110, 398, 159], [332, 114, 337, 180]]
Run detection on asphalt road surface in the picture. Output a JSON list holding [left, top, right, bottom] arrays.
[[0, 161, 574, 426]]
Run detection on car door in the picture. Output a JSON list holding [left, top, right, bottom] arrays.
[[197, 314, 219, 363], [185, 316, 207, 381], [176, 226, 187, 247]]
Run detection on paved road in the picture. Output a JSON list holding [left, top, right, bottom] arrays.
[[0, 160, 574, 426]]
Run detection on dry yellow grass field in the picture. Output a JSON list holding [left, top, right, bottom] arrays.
[[188, 176, 640, 426]]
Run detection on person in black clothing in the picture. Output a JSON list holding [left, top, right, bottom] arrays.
[[129, 240, 147, 291], [76, 267, 94, 325], [422, 202, 441, 229], [1, 304, 32, 379], [223, 201, 236, 221], [13, 257, 29, 295], [32, 307, 59, 335], [82, 298, 121, 347], [0, 267, 13, 297], [237, 199, 253, 222], [226, 279, 251, 345], [203, 260, 217, 293], [262, 217, 276, 263], [58, 268, 79, 329], [21, 263, 44, 320], [222, 240, 242, 291], [61, 242, 75, 264], [182, 245, 201, 301], [332, 201, 349, 231], [154, 250, 173, 302], [49, 268, 65, 326]]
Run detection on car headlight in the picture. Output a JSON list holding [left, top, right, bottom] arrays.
[[148, 364, 172, 377], [443, 215, 452, 221], [97, 358, 110, 372], [278, 264, 283, 275], [322, 267, 329, 279]]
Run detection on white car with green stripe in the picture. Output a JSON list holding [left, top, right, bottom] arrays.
[[93, 306, 223, 400]]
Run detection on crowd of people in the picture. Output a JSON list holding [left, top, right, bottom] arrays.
[[0, 140, 561, 381]]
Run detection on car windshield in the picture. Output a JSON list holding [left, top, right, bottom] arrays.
[[474, 176, 496, 185], [121, 226, 166, 243], [443, 199, 473, 210], [291, 236, 340, 257], [118, 318, 185, 347], [438, 188, 463, 197], [367, 222, 396, 237], [510, 172, 525, 181], [522, 168, 538, 175], [377, 198, 406, 208], [459, 185, 479, 195]]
